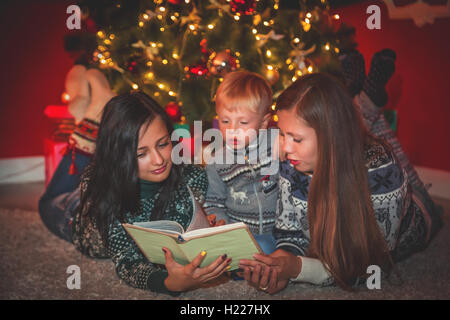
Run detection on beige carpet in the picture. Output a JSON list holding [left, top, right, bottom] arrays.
[[1, 201, 449, 300]]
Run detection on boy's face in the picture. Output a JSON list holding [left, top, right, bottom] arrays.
[[216, 105, 270, 150]]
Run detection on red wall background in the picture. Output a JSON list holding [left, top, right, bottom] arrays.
[[332, 1, 450, 171], [0, 1, 449, 171], [0, 1, 73, 159]]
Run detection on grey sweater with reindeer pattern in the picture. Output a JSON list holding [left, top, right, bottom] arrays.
[[203, 130, 279, 236]]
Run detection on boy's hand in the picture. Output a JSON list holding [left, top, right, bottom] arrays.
[[207, 214, 226, 227]]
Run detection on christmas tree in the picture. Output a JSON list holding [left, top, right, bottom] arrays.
[[77, 0, 351, 125]]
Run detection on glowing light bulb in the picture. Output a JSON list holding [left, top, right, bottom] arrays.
[[132, 83, 139, 90], [139, 21, 144, 27], [294, 37, 300, 43], [169, 91, 175, 96], [162, 59, 168, 64], [143, 13, 149, 20], [334, 14, 340, 20], [266, 50, 272, 57], [234, 15, 240, 21], [306, 12, 312, 18], [308, 66, 313, 73], [267, 65, 273, 70], [208, 24, 214, 29]]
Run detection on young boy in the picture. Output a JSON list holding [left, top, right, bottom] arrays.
[[203, 70, 279, 254]]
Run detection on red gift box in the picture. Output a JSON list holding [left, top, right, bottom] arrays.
[[43, 105, 75, 186]]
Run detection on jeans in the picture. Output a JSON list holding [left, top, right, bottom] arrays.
[[254, 234, 277, 255], [38, 150, 91, 242]]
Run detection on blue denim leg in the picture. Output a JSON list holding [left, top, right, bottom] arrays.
[[39, 189, 81, 243], [254, 234, 277, 254], [231, 234, 277, 281], [40, 150, 91, 203], [38, 149, 91, 242]]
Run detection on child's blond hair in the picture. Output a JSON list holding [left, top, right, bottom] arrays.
[[215, 70, 272, 115]]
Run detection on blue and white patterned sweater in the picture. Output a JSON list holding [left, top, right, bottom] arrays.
[[274, 140, 428, 285]]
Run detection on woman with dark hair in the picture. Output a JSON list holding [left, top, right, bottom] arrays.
[[39, 92, 231, 295], [239, 73, 441, 293]]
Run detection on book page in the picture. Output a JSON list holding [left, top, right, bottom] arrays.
[[180, 225, 262, 270], [124, 224, 188, 266], [133, 220, 184, 234], [183, 222, 246, 240], [185, 202, 211, 232]]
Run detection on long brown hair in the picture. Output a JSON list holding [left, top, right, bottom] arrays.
[[276, 73, 393, 289]]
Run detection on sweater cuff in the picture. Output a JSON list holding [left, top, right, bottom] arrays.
[[290, 256, 332, 285], [147, 270, 181, 297]]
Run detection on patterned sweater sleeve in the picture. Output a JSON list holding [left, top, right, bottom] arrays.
[[273, 171, 333, 286], [273, 171, 310, 256], [107, 220, 180, 296], [367, 151, 409, 250], [202, 164, 231, 223], [184, 165, 209, 205]]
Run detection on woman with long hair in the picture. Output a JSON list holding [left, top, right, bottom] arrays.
[[238, 73, 441, 293], [39, 92, 231, 295]]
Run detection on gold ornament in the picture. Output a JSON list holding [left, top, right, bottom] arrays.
[[264, 66, 279, 85], [208, 50, 238, 76]]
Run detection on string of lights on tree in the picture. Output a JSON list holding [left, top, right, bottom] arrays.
[[80, 0, 348, 125]]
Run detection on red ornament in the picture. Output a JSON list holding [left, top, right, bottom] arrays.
[[190, 63, 209, 77], [165, 102, 182, 122], [167, 0, 182, 4], [230, 0, 256, 16], [126, 59, 139, 74]]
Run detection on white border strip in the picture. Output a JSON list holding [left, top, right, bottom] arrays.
[[0, 156, 45, 184]]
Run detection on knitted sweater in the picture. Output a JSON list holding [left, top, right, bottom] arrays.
[[203, 130, 279, 236], [275, 140, 430, 286], [71, 164, 208, 295]]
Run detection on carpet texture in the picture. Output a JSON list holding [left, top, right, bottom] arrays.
[[1, 206, 449, 300]]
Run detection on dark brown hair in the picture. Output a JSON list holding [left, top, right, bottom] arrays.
[[276, 73, 393, 289]]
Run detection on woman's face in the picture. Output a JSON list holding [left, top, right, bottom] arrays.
[[137, 116, 173, 182], [277, 108, 318, 173]]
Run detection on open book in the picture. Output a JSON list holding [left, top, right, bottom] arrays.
[[123, 219, 262, 270]]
